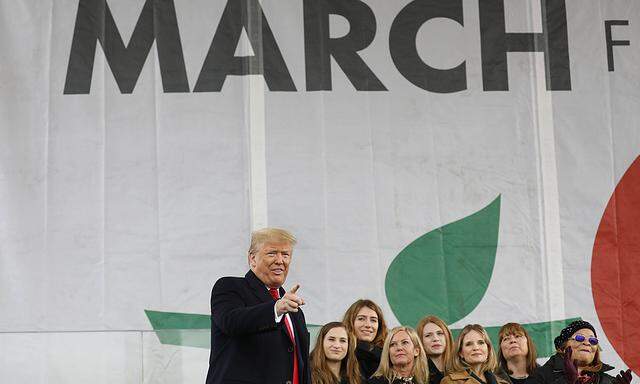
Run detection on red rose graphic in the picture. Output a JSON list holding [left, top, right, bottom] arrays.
[[592, 156, 640, 375]]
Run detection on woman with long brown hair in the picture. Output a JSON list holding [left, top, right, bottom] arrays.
[[496, 323, 538, 384], [416, 315, 454, 384], [343, 299, 389, 379], [441, 324, 509, 384], [310, 322, 362, 384]]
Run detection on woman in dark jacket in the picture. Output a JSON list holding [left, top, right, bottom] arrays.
[[496, 323, 539, 384], [343, 299, 389, 380], [310, 322, 362, 384], [416, 315, 454, 384], [368, 326, 429, 384], [530, 320, 631, 384]]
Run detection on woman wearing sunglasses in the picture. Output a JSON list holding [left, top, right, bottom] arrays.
[[531, 320, 631, 384]]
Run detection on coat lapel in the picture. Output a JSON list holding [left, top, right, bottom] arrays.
[[244, 270, 274, 303], [244, 270, 294, 343]]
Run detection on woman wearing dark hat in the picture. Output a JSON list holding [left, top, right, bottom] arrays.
[[530, 320, 632, 384]]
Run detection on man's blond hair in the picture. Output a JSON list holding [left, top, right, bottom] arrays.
[[248, 228, 297, 255]]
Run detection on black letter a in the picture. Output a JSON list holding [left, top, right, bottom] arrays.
[[194, 0, 296, 92]]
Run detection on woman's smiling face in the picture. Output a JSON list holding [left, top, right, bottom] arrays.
[[460, 330, 488, 367], [353, 306, 379, 342], [566, 328, 597, 366], [323, 326, 349, 362]]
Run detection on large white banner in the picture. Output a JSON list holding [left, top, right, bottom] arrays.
[[1, 0, 639, 382]]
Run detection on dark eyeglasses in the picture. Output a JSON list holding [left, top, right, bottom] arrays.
[[572, 334, 598, 345]]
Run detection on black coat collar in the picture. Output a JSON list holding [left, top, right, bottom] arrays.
[[245, 270, 282, 303]]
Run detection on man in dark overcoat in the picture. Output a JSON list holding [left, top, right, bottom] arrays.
[[205, 228, 310, 384]]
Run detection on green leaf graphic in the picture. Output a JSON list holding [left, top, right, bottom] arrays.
[[145, 310, 211, 349], [145, 309, 322, 349], [385, 196, 501, 326]]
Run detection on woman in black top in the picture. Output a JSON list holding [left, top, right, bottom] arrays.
[[368, 326, 429, 384], [530, 320, 631, 384], [496, 323, 538, 384], [310, 322, 362, 384], [416, 315, 454, 384], [343, 299, 389, 379]]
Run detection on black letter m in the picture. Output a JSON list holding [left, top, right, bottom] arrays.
[[64, 0, 188, 94]]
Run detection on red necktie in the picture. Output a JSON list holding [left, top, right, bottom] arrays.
[[269, 288, 299, 384]]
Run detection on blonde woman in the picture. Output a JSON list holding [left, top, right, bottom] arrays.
[[441, 324, 509, 384], [416, 316, 454, 384], [343, 299, 389, 379], [369, 326, 429, 384], [310, 322, 362, 384]]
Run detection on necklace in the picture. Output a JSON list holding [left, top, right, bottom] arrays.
[[393, 372, 414, 383], [511, 374, 529, 379]]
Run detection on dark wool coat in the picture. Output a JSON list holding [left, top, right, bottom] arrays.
[[530, 354, 615, 384], [428, 358, 445, 384], [205, 270, 310, 384], [356, 341, 383, 380]]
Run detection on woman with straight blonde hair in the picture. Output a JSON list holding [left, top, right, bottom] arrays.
[[416, 315, 454, 384], [343, 299, 389, 379], [369, 326, 429, 384], [441, 324, 509, 384], [310, 322, 362, 384]]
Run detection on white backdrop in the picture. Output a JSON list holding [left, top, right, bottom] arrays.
[[1, 0, 639, 382]]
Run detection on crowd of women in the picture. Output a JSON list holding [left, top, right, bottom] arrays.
[[309, 299, 633, 384]]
